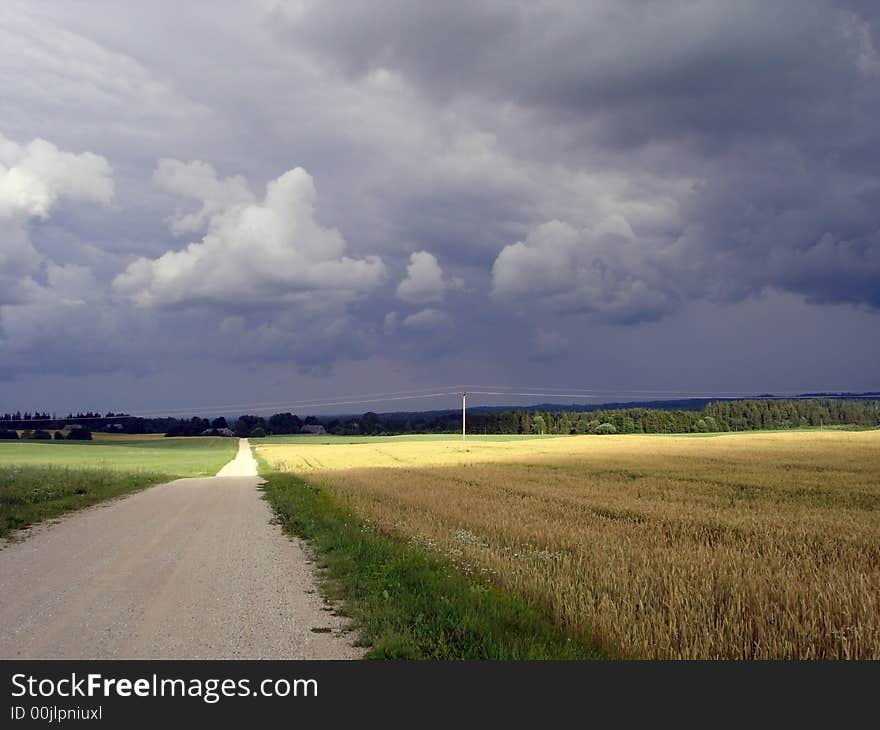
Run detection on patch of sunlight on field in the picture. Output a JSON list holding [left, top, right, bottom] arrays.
[[259, 436, 565, 471], [258, 429, 879, 473], [0, 437, 237, 475], [256, 430, 880, 659]]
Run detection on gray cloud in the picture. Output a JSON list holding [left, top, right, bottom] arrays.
[[273, 1, 878, 141], [402, 307, 453, 331], [276, 0, 880, 318], [1, 1, 878, 410], [492, 217, 679, 324], [0, 129, 114, 370]]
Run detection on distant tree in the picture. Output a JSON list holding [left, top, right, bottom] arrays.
[[211, 416, 228, 430], [66, 428, 92, 440], [235, 415, 264, 437], [268, 412, 302, 434], [532, 414, 546, 435], [498, 412, 518, 434], [0, 429, 18, 440], [249, 426, 266, 438], [360, 412, 380, 435], [28, 429, 52, 440], [54, 431, 66, 440], [593, 423, 617, 435]]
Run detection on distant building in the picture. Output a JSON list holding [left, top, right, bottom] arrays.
[[300, 424, 326, 435], [200, 427, 235, 437]]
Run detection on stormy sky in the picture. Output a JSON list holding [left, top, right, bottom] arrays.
[[1, 0, 878, 416]]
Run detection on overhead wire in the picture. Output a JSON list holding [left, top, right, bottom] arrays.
[[3, 384, 871, 423]]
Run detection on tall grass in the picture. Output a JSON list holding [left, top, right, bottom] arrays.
[[0, 465, 168, 537], [0, 437, 239, 536], [259, 430, 880, 659]]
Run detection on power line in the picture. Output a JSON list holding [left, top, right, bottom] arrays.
[[125, 386, 478, 416], [131, 391, 465, 418], [130, 385, 874, 417], [3, 385, 874, 424]]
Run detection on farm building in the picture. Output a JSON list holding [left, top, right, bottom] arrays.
[[200, 427, 235, 437]]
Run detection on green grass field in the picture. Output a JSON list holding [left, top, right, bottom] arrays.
[[0, 437, 238, 537], [0, 437, 237, 473]]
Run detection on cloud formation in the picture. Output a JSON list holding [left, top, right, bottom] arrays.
[[153, 159, 254, 235], [402, 307, 452, 330], [114, 165, 386, 307], [396, 250, 461, 304], [0, 132, 113, 219], [278, 0, 880, 318], [0, 131, 113, 305], [492, 217, 677, 324], [2, 2, 880, 410]]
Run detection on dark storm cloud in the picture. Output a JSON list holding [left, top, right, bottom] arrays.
[[275, 1, 878, 141], [276, 0, 880, 319], [0, 0, 878, 411]]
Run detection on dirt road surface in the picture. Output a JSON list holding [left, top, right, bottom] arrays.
[[0, 439, 361, 659]]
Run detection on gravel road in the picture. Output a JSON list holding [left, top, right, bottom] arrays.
[[0, 439, 361, 659]]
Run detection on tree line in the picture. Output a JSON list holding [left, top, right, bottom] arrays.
[[1, 399, 877, 440], [320, 398, 880, 436], [231, 399, 880, 437]]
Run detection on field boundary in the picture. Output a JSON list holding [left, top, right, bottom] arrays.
[[256, 458, 602, 660]]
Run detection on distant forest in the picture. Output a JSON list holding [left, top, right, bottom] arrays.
[[1, 399, 879, 439]]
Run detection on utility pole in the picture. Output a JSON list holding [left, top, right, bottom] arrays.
[[462, 392, 467, 442]]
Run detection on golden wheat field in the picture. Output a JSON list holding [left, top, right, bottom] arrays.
[[257, 430, 880, 659]]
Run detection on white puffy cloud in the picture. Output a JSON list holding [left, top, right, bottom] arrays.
[[114, 165, 386, 307], [0, 132, 113, 219], [396, 250, 461, 303], [491, 217, 678, 324], [402, 307, 452, 330], [153, 159, 254, 235], [0, 131, 113, 305]]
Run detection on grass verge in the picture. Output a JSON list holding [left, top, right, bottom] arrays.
[[0, 437, 239, 537], [258, 466, 602, 660], [0, 465, 169, 538]]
